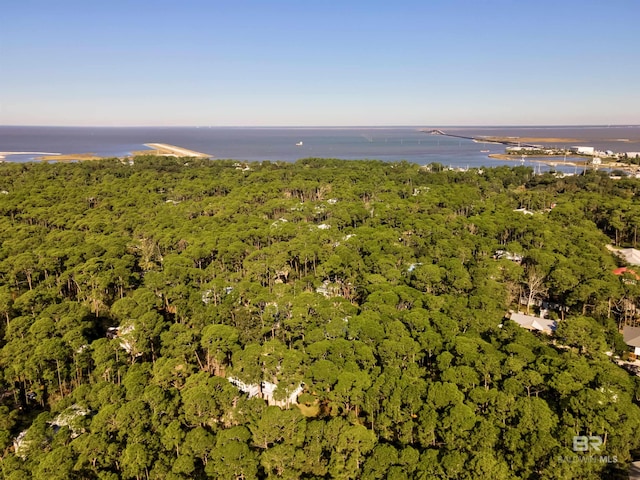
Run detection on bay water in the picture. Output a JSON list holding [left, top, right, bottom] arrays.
[[1, 125, 639, 171]]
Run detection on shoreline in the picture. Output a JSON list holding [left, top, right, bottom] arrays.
[[1, 144, 638, 174], [29, 144, 211, 162], [479, 136, 582, 144], [0, 151, 60, 161], [488, 153, 640, 173], [488, 153, 588, 165]]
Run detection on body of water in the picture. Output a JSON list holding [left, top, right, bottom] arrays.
[[1, 125, 639, 171]]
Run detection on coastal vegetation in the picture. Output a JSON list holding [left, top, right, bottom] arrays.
[[37, 153, 103, 162], [1, 157, 640, 478]]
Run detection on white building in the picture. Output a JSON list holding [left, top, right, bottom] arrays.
[[622, 326, 640, 356], [493, 250, 523, 263], [609, 246, 640, 266], [513, 207, 534, 215], [570, 146, 595, 155], [228, 377, 304, 408], [509, 312, 557, 334]]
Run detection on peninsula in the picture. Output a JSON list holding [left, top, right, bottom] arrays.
[[33, 143, 212, 162], [423, 129, 578, 148]]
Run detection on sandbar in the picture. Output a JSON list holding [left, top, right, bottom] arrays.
[[136, 143, 211, 158], [0, 151, 60, 160]]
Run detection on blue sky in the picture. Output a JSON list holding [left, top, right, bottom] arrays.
[[1, 0, 639, 126]]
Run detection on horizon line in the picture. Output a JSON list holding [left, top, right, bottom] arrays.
[[2, 123, 639, 129]]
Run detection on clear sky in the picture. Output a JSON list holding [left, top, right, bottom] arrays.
[[1, 0, 639, 126]]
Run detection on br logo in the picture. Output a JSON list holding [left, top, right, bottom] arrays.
[[572, 435, 603, 453]]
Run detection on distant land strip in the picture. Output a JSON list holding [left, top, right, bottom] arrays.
[[0, 151, 60, 160], [425, 129, 640, 146], [478, 136, 581, 144], [488, 153, 586, 164], [38, 153, 102, 162], [424, 129, 581, 147], [34, 143, 212, 162]]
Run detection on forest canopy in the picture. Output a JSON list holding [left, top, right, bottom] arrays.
[[0, 156, 640, 479]]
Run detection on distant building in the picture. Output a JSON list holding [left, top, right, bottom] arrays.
[[570, 146, 595, 155], [506, 146, 539, 153], [315, 279, 343, 298], [228, 377, 303, 408], [626, 152, 640, 159], [622, 326, 640, 357], [609, 246, 640, 266], [106, 325, 142, 358], [508, 312, 556, 334], [613, 267, 640, 283], [513, 207, 534, 215], [493, 250, 523, 263]]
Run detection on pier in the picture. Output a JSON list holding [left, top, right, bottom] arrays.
[[424, 129, 541, 148]]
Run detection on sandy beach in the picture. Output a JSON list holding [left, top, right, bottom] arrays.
[[137, 143, 211, 158]]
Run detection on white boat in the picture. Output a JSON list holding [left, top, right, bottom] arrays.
[[296, 141, 303, 146]]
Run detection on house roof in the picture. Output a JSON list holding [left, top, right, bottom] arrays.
[[613, 248, 640, 266], [623, 326, 640, 348], [613, 267, 640, 279], [509, 313, 557, 333]]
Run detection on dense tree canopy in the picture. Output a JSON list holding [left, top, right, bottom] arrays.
[[0, 157, 639, 478]]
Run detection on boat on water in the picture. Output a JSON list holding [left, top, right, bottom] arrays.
[[296, 141, 303, 146], [480, 150, 490, 153]]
